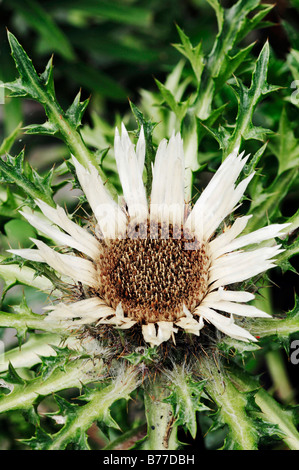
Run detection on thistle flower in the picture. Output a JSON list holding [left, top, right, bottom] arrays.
[[9, 124, 288, 347]]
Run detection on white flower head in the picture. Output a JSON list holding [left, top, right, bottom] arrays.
[[9, 124, 289, 347]]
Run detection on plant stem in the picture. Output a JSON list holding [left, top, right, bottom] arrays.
[[47, 365, 140, 450], [229, 366, 299, 450], [197, 356, 258, 449], [244, 169, 298, 233], [0, 259, 54, 293], [0, 358, 105, 414], [0, 333, 60, 373], [266, 350, 295, 404], [41, 97, 118, 200], [0, 310, 65, 334], [104, 423, 147, 450], [143, 376, 178, 450], [245, 314, 299, 339], [253, 286, 294, 404]]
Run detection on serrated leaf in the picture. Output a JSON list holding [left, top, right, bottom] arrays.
[[5, 31, 50, 102], [195, 0, 262, 119], [276, 235, 299, 275], [199, 358, 259, 449], [245, 296, 299, 348], [217, 337, 261, 359], [37, 346, 73, 380], [97, 408, 121, 439], [21, 426, 53, 450], [243, 142, 268, 177], [7, 362, 26, 385], [0, 333, 60, 374], [229, 366, 299, 450], [124, 346, 158, 365], [213, 42, 255, 92], [0, 122, 23, 155], [65, 91, 90, 130], [0, 149, 54, 206], [23, 406, 41, 428], [39, 56, 55, 96], [203, 124, 231, 150], [31, 367, 139, 450], [245, 167, 298, 232], [130, 101, 156, 197], [0, 357, 105, 415], [225, 41, 279, 154], [155, 78, 190, 122], [164, 367, 208, 438], [173, 25, 204, 83], [24, 121, 59, 136], [2, 31, 105, 177], [206, 0, 224, 31], [268, 107, 299, 175], [236, 3, 275, 42]]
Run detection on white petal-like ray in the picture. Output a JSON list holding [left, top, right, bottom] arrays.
[[150, 132, 185, 226], [136, 125, 146, 176], [20, 208, 100, 259], [204, 288, 255, 303], [142, 322, 178, 347], [209, 245, 282, 289], [72, 157, 127, 238], [31, 238, 98, 287], [44, 298, 109, 320], [96, 303, 137, 329], [212, 223, 289, 258], [194, 305, 257, 342], [150, 139, 167, 206], [202, 298, 270, 317], [35, 199, 102, 258], [8, 248, 44, 262], [175, 315, 204, 335], [208, 216, 252, 257], [45, 299, 117, 327], [204, 173, 254, 240], [114, 124, 148, 222], [185, 149, 253, 240]]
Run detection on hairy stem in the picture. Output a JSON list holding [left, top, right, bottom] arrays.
[[198, 356, 258, 449], [47, 365, 140, 450], [0, 333, 60, 373], [253, 286, 294, 404], [104, 423, 147, 450], [143, 376, 178, 450], [0, 310, 66, 334], [266, 350, 295, 404], [0, 358, 105, 414], [229, 366, 299, 450]]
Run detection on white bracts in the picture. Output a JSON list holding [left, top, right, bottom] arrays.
[[8, 124, 289, 347]]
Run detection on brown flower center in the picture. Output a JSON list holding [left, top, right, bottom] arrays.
[[96, 224, 210, 323]]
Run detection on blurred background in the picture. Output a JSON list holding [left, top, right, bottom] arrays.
[[0, 0, 298, 146], [1, 0, 299, 163]]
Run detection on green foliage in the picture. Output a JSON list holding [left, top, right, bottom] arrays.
[[163, 367, 208, 438], [0, 149, 54, 207]]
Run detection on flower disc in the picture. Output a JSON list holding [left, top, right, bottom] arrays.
[[96, 223, 210, 323]]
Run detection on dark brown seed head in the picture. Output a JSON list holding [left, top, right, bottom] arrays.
[[95, 223, 210, 323]]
